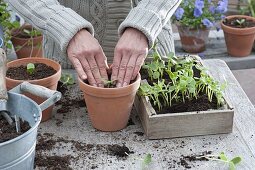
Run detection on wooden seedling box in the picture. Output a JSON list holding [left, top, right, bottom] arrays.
[[134, 89, 234, 140]]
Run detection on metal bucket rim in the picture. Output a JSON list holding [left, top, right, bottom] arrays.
[[0, 92, 42, 146]]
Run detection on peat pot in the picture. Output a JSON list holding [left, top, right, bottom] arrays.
[[79, 74, 141, 132]]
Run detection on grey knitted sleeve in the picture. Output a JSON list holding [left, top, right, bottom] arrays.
[[6, 0, 94, 56], [118, 0, 181, 48]]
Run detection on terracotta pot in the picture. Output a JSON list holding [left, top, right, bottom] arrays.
[[221, 15, 255, 57], [11, 25, 43, 58], [177, 25, 210, 53], [6, 58, 61, 122], [79, 74, 141, 132]]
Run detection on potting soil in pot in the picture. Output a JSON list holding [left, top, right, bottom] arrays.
[[223, 17, 255, 28], [6, 63, 56, 80], [0, 114, 31, 143]]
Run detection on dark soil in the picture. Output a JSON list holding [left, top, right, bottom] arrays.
[[0, 114, 31, 143], [56, 81, 85, 116], [107, 144, 134, 157], [156, 93, 218, 114], [6, 63, 57, 80], [223, 17, 255, 28], [35, 155, 73, 170], [178, 151, 212, 169], [35, 133, 135, 169]]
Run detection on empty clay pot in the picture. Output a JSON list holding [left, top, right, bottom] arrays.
[[221, 15, 255, 57], [177, 25, 210, 53], [79, 74, 141, 132], [6, 58, 61, 122]]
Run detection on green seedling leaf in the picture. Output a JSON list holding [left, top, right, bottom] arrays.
[[143, 154, 152, 165], [219, 152, 228, 161], [153, 72, 160, 79], [167, 52, 174, 59], [230, 157, 242, 165], [229, 161, 236, 170], [23, 29, 31, 35], [26, 63, 35, 75]]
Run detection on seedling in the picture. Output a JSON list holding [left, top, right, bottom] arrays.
[[140, 47, 226, 112], [141, 154, 152, 170], [103, 79, 117, 88], [198, 152, 242, 170], [236, 18, 246, 26], [60, 73, 75, 86], [26, 63, 35, 75]]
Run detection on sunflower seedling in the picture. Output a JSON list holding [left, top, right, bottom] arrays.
[[60, 73, 75, 86], [26, 63, 35, 75]]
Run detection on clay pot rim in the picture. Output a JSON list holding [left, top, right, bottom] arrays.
[[79, 73, 141, 90], [11, 35, 43, 41], [221, 15, 255, 32], [6, 57, 61, 84]]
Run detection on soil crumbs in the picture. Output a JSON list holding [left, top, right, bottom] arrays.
[[0, 114, 30, 143], [35, 133, 134, 169], [6, 63, 57, 80]]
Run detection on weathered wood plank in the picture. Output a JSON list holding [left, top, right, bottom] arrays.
[[203, 59, 255, 156]]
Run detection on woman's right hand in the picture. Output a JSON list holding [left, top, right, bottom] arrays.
[[67, 29, 108, 87]]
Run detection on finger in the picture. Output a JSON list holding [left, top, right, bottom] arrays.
[[86, 56, 103, 87], [117, 55, 131, 87], [95, 53, 108, 83], [80, 57, 97, 86], [123, 55, 138, 87], [131, 55, 146, 80], [111, 53, 122, 82], [69, 57, 87, 80]]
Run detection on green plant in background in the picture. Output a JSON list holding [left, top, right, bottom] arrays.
[[26, 63, 35, 75], [60, 73, 75, 86], [0, 0, 20, 48], [240, 0, 255, 17], [139, 48, 226, 112]]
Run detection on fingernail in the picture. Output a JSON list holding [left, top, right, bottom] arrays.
[[81, 75, 87, 80], [116, 83, 121, 88], [123, 82, 128, 87], [92, 84, 97, 87]]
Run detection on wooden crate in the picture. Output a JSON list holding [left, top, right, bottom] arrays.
[[134, 94, 234, 139]]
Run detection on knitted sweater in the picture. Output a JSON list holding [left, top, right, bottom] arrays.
[[6, 0, 181, 69]]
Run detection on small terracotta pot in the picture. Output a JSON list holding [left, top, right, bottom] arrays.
[[221, 15, 255, 57], [79, 74, 141, 132], [6, 58, 61, 122], [177, 25, 210, 53], [11, 25, 43, 58]]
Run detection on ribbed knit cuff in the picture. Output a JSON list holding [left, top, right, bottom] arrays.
[[46, 8, 94, 57], [118, 7, 162, 49]]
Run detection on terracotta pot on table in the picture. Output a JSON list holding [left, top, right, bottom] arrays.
[[6, 57, 61, 122]]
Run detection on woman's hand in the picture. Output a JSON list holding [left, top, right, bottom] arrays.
[[112, 28, 148, 87], [67, 29, 108, 87]]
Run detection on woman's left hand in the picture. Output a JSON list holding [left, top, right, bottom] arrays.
[[111, 28, 148, 87]]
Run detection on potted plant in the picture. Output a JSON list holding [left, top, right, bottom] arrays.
[[173, 0, 228, 53], [5, 57, 61, 122], [221, 15, 255, 57], [79, 74, 141, 132], [135, 48, 234, 139], [11, 23, 43, 58], [0, 0, 20, 49]]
